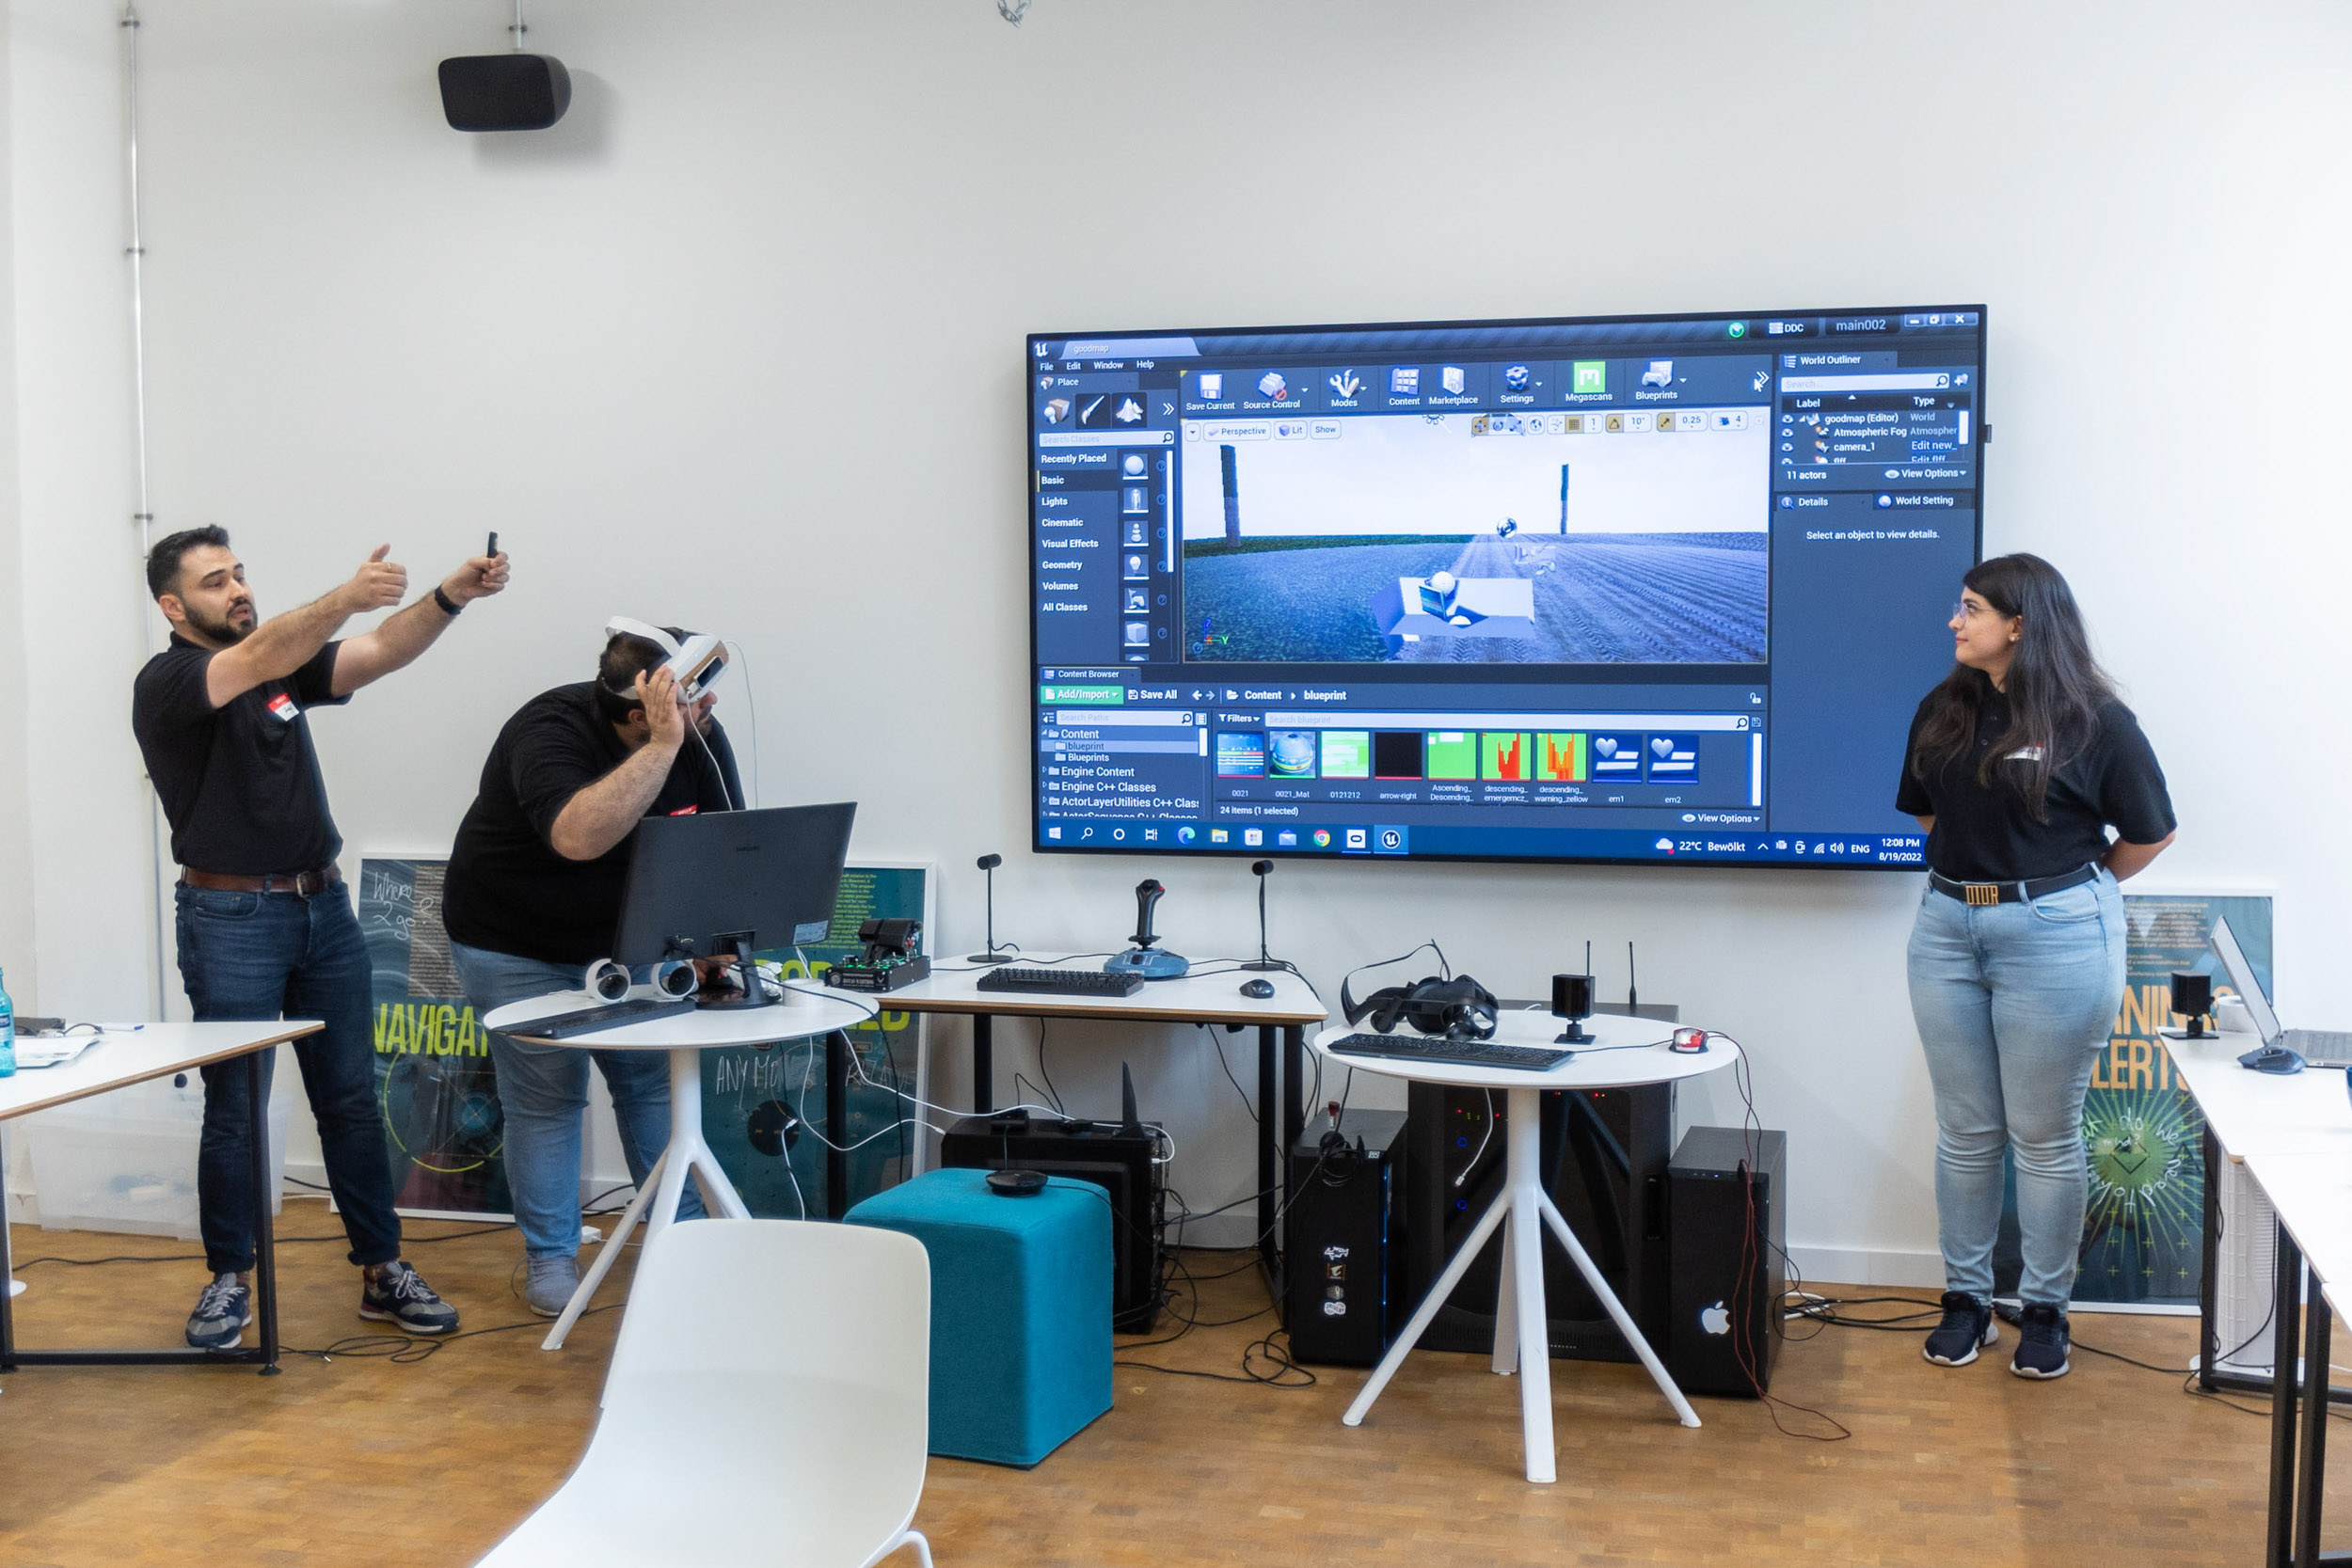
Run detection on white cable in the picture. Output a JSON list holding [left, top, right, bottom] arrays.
[[723, 640, 760, 808], [690, 721, 739, 812], [121, 0, 167, 1017], [1454, 1089, 1495, 1187], [779, 1136, 807, 1220]]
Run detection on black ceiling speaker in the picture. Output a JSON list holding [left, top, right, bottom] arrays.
[[438, 54, 571, 132]]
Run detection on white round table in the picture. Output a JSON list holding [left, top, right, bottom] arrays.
[[1311, 1010, 1740, 1483], [485, 985, 871, 1350]]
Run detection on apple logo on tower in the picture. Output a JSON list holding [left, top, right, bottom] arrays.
[[1700, 1301, 1730, 1337]]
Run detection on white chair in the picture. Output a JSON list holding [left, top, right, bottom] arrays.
[[477, 1218, 935, 1567]]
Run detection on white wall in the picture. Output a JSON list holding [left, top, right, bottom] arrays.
[[8, 0, 2350, 1271]]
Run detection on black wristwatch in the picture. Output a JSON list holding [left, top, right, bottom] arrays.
[[433, 586, 464, 616]]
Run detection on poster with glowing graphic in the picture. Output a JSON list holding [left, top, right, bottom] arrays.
[[2003, 892, 2269, 1307], [359, 856, 511, 1219]]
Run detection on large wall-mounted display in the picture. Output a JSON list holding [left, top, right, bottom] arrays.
[[1025, 307, 1985, 868]]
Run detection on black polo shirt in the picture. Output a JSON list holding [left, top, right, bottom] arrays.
[[441, 682, 743, 966], [132, 634, 350, 875], [1895, 688, 2175, 882]]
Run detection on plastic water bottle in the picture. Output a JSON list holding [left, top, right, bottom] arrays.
[[0, 965, 16, 1077]]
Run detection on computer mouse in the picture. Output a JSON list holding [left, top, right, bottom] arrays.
[[1239, 978, 1276, 999], [2239, 1043, 2305, 1075]]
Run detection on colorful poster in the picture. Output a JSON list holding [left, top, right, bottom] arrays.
[[358, 856, 511, 1218], [698, 862, 932, 1219], [1996, 892, 2272, 1307]]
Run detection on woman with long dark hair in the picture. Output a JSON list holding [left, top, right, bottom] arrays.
[[1898, 553, 2175, 1379]]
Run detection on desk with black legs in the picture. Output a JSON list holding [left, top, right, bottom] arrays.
[[2166, 1028, 2352, 1565], [0, 1021, 321, 1377], [2243, 1149, 2352, 1568], [874, 959, 1327, 1277]]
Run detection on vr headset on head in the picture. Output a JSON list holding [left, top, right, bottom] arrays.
[[598, 616, 728, 721]]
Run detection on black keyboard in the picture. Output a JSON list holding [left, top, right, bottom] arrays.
[[500, 995, 696, 1039], [976, 966, 1146, 999], [1326, 1032, 1577, 1071]]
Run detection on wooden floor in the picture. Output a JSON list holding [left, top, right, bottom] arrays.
[[0, 1200, 2342, 1566]]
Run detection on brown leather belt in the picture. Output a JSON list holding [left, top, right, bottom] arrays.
[[181, 865, 342, 895]]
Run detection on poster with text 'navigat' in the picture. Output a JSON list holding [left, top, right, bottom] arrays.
[[359, 856, 512, 1220]]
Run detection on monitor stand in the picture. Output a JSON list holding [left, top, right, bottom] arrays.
[[691, 935, 786, 1011]]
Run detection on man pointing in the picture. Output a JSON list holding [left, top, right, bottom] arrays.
[[133, 527, 508, 1350]]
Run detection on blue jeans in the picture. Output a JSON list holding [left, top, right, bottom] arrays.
[[174, 882, 404, 1275], [446, 940, 702, 1259], [1906, 869, 2125, 1307]]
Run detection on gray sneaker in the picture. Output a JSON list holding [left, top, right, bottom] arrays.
[[524, 1255, 580, 1318], [185, 1272, 251, 1351]]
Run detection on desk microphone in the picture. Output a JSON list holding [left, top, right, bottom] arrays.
[[967, 853, 1017, 964], [1241, 860, 1281, 972]]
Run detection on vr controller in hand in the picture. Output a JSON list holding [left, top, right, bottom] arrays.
[[606, 616, 728, 704]]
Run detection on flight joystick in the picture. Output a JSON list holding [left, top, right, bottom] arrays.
[[1104, 878, 1190, 981]]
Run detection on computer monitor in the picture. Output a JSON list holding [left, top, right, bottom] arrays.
[[1025, 306, 1986, 868], [612, 802, 857, 1008], [2206, 915, 2280, 1044]]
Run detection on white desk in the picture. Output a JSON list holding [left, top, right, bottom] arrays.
[[485, 987, 869, 1350], [2170, 1032, 2352, 1160], [876, 958, 1328, 1275], [0, 1022, 322, 1374], [2169, 1034, 2352, 1396], [1311, 1011, 1736, 1484]]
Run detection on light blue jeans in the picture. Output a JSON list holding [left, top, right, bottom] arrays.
[[447, 939, 704, 1259], [1906, 868, 2125, 1307]]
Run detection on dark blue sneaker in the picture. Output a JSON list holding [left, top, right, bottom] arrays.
[[185, 1272, 251, 1351], [358, 1260, 460, 1334], [2010, 1302, 2072, 1379], [1922, 1291, 1996, 1367]]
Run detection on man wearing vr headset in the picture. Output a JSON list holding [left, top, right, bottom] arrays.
[[441, 622, 740, 1315]]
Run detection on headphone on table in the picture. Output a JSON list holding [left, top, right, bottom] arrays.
[[1340, 971, 1500, 1040]]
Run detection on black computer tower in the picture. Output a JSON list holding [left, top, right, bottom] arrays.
[[1666, 1125, 1787, 1398], [940, 1112, 1163, 1332], [1283, 1109, 1407, 1366], [1404, 1081, 1675, 1360]]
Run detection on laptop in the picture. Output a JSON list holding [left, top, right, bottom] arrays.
[[2209, 915, 2352, 1067]]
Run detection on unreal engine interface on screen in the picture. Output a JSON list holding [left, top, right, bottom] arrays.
[[1027, 308, 1986, 868]]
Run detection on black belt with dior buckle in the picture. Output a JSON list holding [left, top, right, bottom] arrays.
[[1928, 863, 2099, 908]]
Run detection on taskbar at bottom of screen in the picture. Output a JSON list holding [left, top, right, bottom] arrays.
[[1036, 819, 1925, 866]]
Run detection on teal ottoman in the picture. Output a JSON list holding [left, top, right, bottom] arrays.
[[846, 1168, 1111, 1466]]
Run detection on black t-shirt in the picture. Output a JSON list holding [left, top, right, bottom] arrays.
[[441, 682, 744, 965], [132, 634, 351, 874], [1894, 687, 2175, 882]]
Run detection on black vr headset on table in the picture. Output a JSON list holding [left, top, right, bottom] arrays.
[[1340, 971, 1501, 1041]]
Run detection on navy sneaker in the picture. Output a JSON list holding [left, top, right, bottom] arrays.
[[1922, 1290, 1996, 1366], [359, 1260, 460, 1335], [185, 1272, 252, 1351], [2010, 1302, 2072, 1379]]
